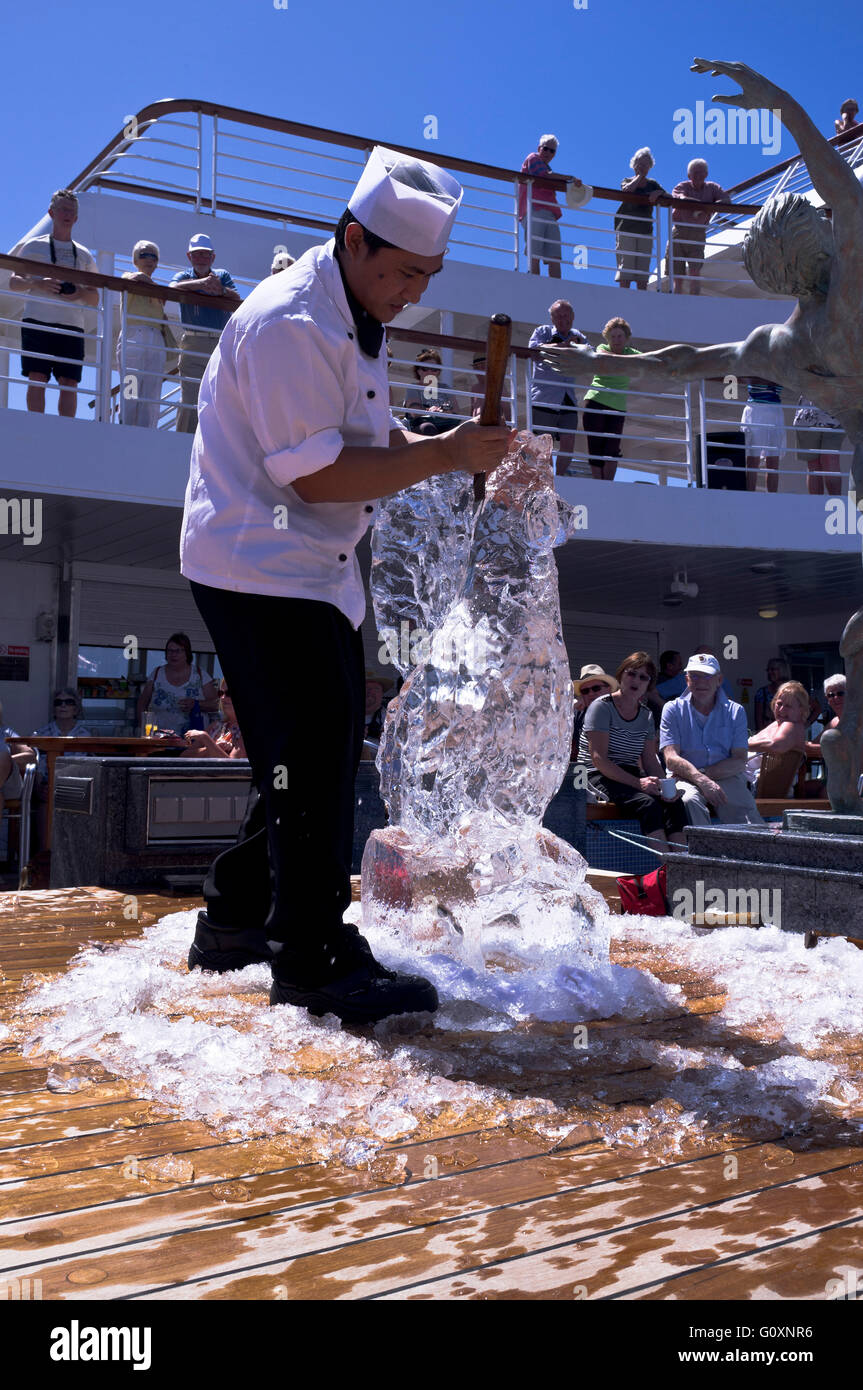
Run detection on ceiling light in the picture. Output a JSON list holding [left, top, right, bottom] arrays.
[[758, 607, 779, 619]]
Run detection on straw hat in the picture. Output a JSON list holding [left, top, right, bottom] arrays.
[[573, 663, 618, 695], [365, 670, 395, 692]]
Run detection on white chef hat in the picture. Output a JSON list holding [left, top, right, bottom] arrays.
[[348, 146, 463, 258]]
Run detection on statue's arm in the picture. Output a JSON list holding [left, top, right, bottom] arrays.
[[649, 335, 771, 384], [692, 59, 863, 218]]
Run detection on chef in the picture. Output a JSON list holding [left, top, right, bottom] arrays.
[[180, 147, 513, 1025]]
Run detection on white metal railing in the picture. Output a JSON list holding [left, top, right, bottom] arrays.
[[696, 382, 855, 494], [1, 256, 855, 496], [725, 129, 863, 213], [65, 101, 764, 296]]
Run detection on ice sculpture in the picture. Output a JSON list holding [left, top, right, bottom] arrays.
[[362, 431, 608, 967]]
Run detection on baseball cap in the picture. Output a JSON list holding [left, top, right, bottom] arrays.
[[188, 233, 214, 253], [685, 653, 721, 676]]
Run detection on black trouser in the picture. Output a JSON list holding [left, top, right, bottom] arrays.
[[583, 401, 625, 462], [190, 582, 365, 948]]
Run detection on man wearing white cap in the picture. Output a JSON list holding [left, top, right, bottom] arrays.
[[180, 147, 513, 1024], [170, 233, 241, 433], [659, 654, 764, 827]]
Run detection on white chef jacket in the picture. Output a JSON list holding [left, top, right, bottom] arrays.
[[180, 239, 398, 629]]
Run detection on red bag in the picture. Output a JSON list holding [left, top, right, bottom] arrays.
[[617, 864, 668, 916]]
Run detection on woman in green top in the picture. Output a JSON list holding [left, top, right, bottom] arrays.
[[582, 317, 641, 481]]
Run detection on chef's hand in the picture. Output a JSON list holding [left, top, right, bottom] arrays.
[[439, 419, 517, 477]]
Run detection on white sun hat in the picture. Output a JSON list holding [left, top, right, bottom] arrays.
[[348, 146, 463, 258], [566, 179, 594, 210]]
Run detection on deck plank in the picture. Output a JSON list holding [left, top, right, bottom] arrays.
[[2, 886, 862, 1301]]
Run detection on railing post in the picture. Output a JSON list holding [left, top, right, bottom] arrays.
[[195, 110, 203, 212], [525, 187, 533, 275], [653, 203, 662, 292], [683, 381, 694, 486], [668, 212, 675, 293], [96, 250, 115, 425], [211, 114, 218, 214], [98, 288, 114, 424], [509, 350, 519, 430], [118, 291, 128, 426], [513, 178, 520, 272], [697, 379, 709, 488]]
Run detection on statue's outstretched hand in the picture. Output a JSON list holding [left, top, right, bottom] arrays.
[[690, 58, 783, 112], [539, 343, 597, 378]]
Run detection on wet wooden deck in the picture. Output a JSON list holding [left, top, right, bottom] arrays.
[[0, 887, 861, 1302]]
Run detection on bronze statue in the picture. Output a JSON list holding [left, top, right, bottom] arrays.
[[543, 57, 863, 814], [544, 58, 863, 487]]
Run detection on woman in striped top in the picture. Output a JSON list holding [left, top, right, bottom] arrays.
[[579, 651, 688, 851]]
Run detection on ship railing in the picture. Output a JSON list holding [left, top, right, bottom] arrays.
[[1, 256, 853, 495], [724, 121, 863, 210], [696, 381, 855, 493], [64, 98, 762, 296]]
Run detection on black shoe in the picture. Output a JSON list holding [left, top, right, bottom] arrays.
[[269, 923, 438, 1024], [187, 911, 274, 973]]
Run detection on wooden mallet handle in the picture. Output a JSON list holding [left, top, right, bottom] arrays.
[[474, 312, 512, 504]]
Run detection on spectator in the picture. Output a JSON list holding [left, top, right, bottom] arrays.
[[746, 680, 809, 790], [577, 651, 687, 851], [170, 233, 241, 434], [8, 189, 99, 417], [669, 159, 730, 295], [118, 241, 178, 428], [614, 148, 666, 291], [835, 99, 859, 136], [582, 317, 641, 481], [529, 299, 587, 476], [654, 650, 684, 702], [182, 680, 247, 758], [742, 378, 785, 493], [807, 674, 845, 754], [34, 688, 92, 741], [137, 633, 219, 736], [364, 673, 394, 741], [794, 396, 844, 496], [660, 653, 765, 827], [271, 251, 295, 274], [518, 134, 573, 278], [571, 664, 618, 760], [754, 657, 791, 731], [402, 349, 461, 435]]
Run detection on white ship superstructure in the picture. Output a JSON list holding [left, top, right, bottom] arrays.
[[1, 100, 861, 736]]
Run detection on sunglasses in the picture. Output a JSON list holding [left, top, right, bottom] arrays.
[[827, 691, 844, 699], [55, 698, 76, 705], [580, 684, 609, 695], [137, 252, 158, 260], [629, 672, 652, 684]]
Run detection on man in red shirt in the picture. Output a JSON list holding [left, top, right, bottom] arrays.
[[519, 135, 564, 277]]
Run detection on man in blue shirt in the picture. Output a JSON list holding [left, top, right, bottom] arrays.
[[660, 653, 764, 826], [171, 233, 241, 433], [528, 299, 587, 476]]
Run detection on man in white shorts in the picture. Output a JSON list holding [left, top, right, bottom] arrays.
[[741, 378, 786, 492]]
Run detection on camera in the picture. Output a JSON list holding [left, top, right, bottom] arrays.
[[58, 281, 77, 296]]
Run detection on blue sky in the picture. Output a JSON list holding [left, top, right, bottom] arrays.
[[2, 0, 861, 251]]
